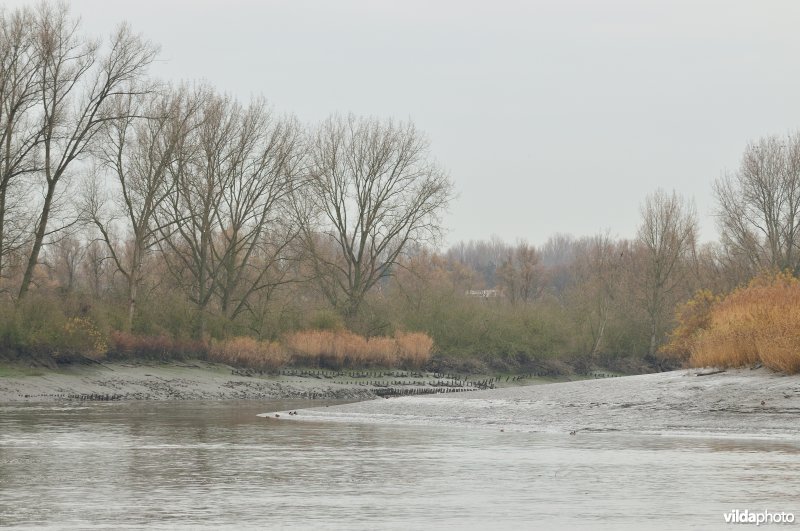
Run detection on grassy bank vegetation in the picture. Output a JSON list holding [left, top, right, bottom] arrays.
[[105, 330, 433, 371], [0, 233, 704, 375]]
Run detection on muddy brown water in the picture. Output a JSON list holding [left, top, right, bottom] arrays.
[[1, 400, 799, 529]]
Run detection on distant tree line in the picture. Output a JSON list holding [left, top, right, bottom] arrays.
[[1, 3, 797, 373]]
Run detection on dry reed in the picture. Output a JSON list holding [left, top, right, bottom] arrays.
[[109, 332, 209, 361], [284, 329, 433, 369], [394, 332, 434, 368], [209, 337, 288, 371], [687, 272, 800, 374], [109, 328, 434, 370]]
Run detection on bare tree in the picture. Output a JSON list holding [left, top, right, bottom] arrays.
[[445, 235, 509, 288], [636, 190, 698, 356], [17, 4, 158, 299], [81, 238, 109, 298], [298, 114, 454, 323], [496, 241, 542, 304], [715, 133, 800, 275], [568, 233, 625, 356], [211, 105, 303, 324], [0, 6, 41, 284], [540, 233, 576, 298], [159, 93, 303, 337], [87, 87, 199, 330], [45, 233, 85, 293]]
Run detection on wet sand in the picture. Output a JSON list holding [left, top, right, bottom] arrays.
[[3, 361, 798, 439], [278, 367, 800, 438], [0, 361, 381, 401]]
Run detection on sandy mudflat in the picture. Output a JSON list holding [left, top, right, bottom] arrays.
[[3, 361, 799, 438], [0, 361, 380, 402], [280, 367, 800, 438]]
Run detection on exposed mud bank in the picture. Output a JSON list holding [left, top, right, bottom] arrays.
[[0, 361, 380, 401], [0, 360, 491, 402], [279, 367, 800, 438]]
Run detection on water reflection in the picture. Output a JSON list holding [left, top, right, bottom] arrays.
[[0, 401, 798, 530]]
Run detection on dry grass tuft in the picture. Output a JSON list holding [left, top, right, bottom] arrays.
[[660, 290, 718, 362], [394, 332, 434, 368], [108, 329, 434, 370], [209, 337, 288, 371], [681, 272, 800, 374], [284, 330, 434, 369], [109, 332, 209, 361]]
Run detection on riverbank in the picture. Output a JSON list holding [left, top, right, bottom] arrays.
[[4, 361, 798, 439], [0, 360, 513, 402], [272, 366, 800, 438]]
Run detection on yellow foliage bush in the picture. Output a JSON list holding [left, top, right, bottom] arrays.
[[669, 272, 800, 374], [660, 289, 718, 362], [56, 317, 108, 360]]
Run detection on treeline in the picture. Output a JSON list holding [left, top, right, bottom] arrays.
[[0, 3, 451, 368], [1, 4, 798, 374]]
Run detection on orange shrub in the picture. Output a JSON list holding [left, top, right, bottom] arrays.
[[209, 337, 288, 371], [284, 329, 434, 369], [685, 272, 800, 374], [660, 290, 718, 362], [365, 336, 398, 366], [395, 332, 434, 368], [107, 329, 435, 370]]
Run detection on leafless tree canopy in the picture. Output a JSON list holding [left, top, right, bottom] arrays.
[[497, 241, 542, 305], [637, 189, 698, 355], [158, 91, 304, 336], [86, 86, 202, 330], [0, 3, 159, 298], [299, 114, 454, 320], [714, 133, 800, 275], [567, 233, 625, 356]]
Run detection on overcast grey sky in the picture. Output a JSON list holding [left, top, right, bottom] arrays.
[[9, 0, 800, 246]]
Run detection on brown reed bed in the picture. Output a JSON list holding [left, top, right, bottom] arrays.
[[283, 329, 433, 369], [109, 329, 435, 371], [684, 272, 800, 374], [208, 336, 288, 371]]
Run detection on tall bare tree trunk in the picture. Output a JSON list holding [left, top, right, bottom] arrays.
[[18, 183, 54, 299]]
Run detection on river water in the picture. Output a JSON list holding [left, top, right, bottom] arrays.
[[1, 399, 799, 530]]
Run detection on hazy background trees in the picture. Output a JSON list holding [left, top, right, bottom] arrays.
[[496, 242, 542, 305], [565, 234, 625, 358]]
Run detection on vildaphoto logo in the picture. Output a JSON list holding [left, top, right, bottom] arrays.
[[723, 509, 796, 526]]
